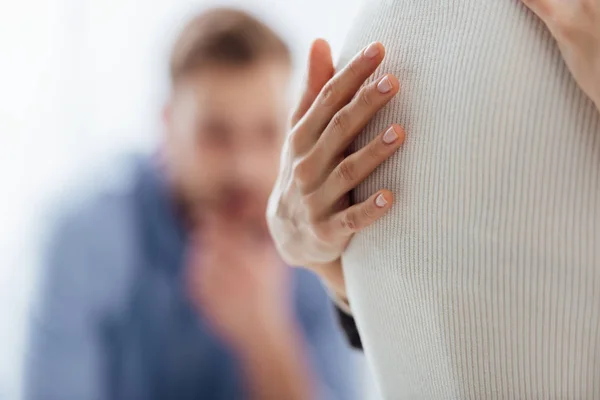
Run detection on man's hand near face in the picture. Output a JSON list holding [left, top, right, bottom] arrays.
[[187, 215, 315, 400], [267, 39, 405, 306]]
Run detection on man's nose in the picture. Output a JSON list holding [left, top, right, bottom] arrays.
[[231, 150, 262, 183]]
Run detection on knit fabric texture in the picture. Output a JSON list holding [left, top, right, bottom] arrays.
[[339, 1, 600, 398]]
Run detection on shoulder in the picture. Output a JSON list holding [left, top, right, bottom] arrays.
[[38, 153, 150, 308], [43, 153, 146, 252]]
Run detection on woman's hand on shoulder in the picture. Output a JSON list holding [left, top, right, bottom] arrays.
[[266, 39, 405, 267]]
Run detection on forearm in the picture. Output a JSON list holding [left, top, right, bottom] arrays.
[[305, 261, 363, 350], [307, 260, 350, 313], [237, 327, 316, 400]]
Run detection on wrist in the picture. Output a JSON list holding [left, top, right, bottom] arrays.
[[306, 260, 347, 297], [306, 260, 352, 314]]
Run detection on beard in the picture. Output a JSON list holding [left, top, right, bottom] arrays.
[[190, 186, 271, 236]]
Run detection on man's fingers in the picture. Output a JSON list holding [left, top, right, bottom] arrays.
[[308, 124, 405, 211], [297, 42, 386, 142], [330, 190, 394, 236], [315, 74, 400, 162], [290, 39, 335, 127]]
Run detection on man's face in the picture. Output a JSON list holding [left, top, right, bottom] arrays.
[[164, 61, 291, 224]]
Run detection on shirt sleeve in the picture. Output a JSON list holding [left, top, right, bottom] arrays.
[[25, 219, 108, 400]]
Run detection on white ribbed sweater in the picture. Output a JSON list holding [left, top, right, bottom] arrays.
[[338, 1, 600, 399]]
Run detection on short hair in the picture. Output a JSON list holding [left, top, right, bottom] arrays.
[[169, 8, 291, 82]]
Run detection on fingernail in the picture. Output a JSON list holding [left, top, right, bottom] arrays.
[[363, 42, 380, 59], [377, 76, 393, 93], [382, 126, 398, 144], [375, 193, 387, 208]]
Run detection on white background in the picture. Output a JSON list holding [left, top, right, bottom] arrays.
[[0, 0, 379, 399]]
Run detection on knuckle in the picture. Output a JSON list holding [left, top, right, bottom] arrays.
[[302, 193, 320, 218], [292, 159, 312, 190], [358, 86, 372, 108], [291, 162, 305, 182], [321, 81, 337, 106], [555, 20, 574, 41], [582, 0, 594, 14], [551, 7, 568, 26], [347, 58, 362, 79], [288, 131, 304, 152], [336, 159, 355, 183], [366, 141, 383, 161], [340, 211, 358, 231], [362, 202, 377, 220], [555, 11, 578, 38], [290, 110, 303, 127], [331, 111, 348, 134], [558, 25, 574, 41], [313, 223, 331, 241], [307, 209, 320, 226]]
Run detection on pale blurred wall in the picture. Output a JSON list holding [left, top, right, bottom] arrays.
[[0, 0, 382, 399]]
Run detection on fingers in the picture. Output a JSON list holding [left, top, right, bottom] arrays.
[[309, 124, 405, 211], [522, 0, 590, 43], [521, 0, 552, 20], [291, 39, 335, 127], [330, 189, 394, 236], [314, 73, 400, 163], [297, 42, 386, 143]]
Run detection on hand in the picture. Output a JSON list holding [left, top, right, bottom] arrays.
[[522, 0, 600, 110], [267, 39, 406, 267], [187, 216, 295, 351]]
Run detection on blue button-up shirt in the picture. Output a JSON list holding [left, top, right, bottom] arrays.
[[25, 155, 355, 400]]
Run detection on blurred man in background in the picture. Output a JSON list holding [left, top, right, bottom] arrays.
[[25, 8, 355, 400]]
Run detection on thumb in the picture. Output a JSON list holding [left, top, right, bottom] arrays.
[[290, 38, 335, 126]]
